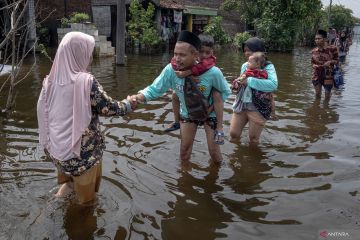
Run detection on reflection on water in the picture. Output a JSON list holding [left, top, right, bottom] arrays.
[[1, 37, 360, 239], [303, 99, 339, 144], [162, 162, 232, 239]]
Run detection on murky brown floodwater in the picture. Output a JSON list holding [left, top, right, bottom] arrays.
[[1, 31, 360, 240]]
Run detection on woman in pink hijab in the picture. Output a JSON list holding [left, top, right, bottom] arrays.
[[37, 32, 135, 204]]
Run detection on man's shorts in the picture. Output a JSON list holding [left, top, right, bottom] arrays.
[[58, 162, 102, 204], [312, 79, 333, 93], [180, 117, 217, 130]]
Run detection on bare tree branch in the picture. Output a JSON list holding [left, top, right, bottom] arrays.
[[1, 0, 53, 112], [0, 0, 29, 50]]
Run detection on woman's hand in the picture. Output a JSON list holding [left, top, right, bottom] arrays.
[[231, 78, 240, 91], [239, 76, 248, 86], [127, 95, 138, 110]]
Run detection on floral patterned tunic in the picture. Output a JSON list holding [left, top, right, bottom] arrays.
[[311, 45, 339, 85], [46, 79, 129, 176]]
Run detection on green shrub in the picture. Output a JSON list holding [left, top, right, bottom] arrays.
[[141, 28, 160, 46], [60, 17, 70, 28], [36, 24, 50, 45], [233, 32, 252, 49], [221, 0, 325, 51], [36, 43, 52, 61], [69, 12, 90, 23], [61, 12, 91, 27], [204, 16, 231, 45], [128, 0, 160, 48]]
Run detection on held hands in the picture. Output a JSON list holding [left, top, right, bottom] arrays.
[[126, 95, 138, 110], [323, 60, 336, 67], [122, 93, 145, 113], [323, 61, 332, 67]]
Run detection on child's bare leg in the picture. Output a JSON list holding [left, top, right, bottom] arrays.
[[270, 95, 278, 120], [212, 90, 224, 144], [165, 91, 181, 132], [173, 92, 180, 123]]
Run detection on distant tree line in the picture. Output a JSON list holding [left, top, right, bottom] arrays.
[[221, 0, 356, 51]]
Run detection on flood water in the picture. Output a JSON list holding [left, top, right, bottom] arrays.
[[1, 32, 360, 240]]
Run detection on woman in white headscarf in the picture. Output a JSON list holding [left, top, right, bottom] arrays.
[[37, 32, 135, 204]]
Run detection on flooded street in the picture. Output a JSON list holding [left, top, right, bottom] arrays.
[[1, 32, 360, 239]]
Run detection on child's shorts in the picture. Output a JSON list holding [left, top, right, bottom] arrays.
[[58, 162, 102, 204]]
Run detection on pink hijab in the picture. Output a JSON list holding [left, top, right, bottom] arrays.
[[37, 32, 95, 161]]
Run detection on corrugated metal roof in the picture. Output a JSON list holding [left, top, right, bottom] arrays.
[[183, 6, 217, 16], [91, 0, 220, 11], [182, 0, 219, 9]]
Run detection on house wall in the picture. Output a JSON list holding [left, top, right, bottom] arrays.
[[92, 6, 112, 36], [36, 0, 92, 21], [182, 0, 244, 35], [35, 0, 92, 46]]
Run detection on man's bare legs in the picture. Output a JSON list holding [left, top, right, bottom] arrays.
[[180, 121, 197, 161], [180, 121, 223, 163], [314, 83, 332, 102], [212, 90, 225, 144], [324, 91, 331, 102], [314, 84, 322, 99], [204, 124, 222, 163]]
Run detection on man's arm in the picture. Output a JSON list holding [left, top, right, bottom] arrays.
[[136, 64, 173, 102]]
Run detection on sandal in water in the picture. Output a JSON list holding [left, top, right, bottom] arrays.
[[164, 122, 180, 132], [214, 130, 225, 145]]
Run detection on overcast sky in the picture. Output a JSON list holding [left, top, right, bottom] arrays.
[[322, 0, 360, 18]]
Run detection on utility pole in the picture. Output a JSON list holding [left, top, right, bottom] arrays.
[[64, 0, 68, 17], [27, 0, 36, 49], [328, 0, 333, 27], [116, 0, 126, 65]]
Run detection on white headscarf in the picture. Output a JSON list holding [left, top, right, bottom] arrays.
[[37, 32, 95, 161]]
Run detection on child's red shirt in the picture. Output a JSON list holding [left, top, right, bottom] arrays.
[[171, 55, 216, 76], [244, 68, 268, 79]]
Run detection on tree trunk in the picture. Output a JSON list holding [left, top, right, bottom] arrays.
[[5, 9, 17, 111]]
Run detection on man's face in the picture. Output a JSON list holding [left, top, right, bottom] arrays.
[[174, 42, 198, 70], [315, 34, 325, 47], [199, 46, 213, 60]]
